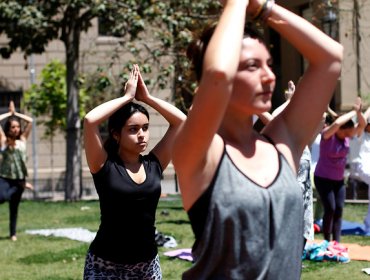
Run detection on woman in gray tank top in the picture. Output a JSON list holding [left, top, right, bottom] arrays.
[[172, 0, 343, 279]]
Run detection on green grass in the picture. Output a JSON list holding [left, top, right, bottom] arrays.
[[0, 197, 369, 279]]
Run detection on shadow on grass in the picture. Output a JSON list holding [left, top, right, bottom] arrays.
[[18, 244, 88, 265], [38, 277, 77, 280], [156, 219, 190, 225], [157, 205, 184, 211]]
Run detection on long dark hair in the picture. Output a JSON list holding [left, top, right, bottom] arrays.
[[104, 102, 149, 157], [187, 21, 266, 82], [3, 116, 22, 140]]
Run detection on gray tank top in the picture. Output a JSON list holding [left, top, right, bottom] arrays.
[[184, 147, 304, 280]]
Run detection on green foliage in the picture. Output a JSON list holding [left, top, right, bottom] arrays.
[[0, 0, 222, 114], [83, 1, 222, 112], [24, 59, 87, 139]]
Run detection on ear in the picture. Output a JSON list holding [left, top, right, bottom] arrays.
[[112, 131, 120, 143]]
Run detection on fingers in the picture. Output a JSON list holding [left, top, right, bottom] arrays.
[[129, 64, 139, 81], [354, 97, 362, 111], [123, 64, 139, 97], [288, 80, 295, 93], [9, 100, 15, 113]]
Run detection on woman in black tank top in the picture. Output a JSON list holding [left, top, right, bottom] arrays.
[[83, 64, 186, 279], [172, 0, 343, 279]]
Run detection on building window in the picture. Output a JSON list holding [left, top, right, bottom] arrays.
[[0, 90, 22, 114]]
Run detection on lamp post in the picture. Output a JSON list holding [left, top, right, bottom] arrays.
[[321, 0, 337, 39], [29, 54, 38, 198]]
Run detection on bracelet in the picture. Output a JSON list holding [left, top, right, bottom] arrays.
[[253, 0, 275, 22], [260, 0, 275, 22], [252, 0, 267, 20]]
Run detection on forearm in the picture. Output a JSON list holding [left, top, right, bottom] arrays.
[[355, 110, 366, 136], [84, 95, 133, 125], [14, 112, 33, 123], [143, 95, 186, 127], [257, 112, 273, 125], [0, 112, 12, 122], [335, 110, 356, 126], [204, 1, 248, 81], [364, 107, 370, 121], [266, 4, 342, 67]]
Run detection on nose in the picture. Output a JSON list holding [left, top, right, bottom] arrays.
[[262, 65, 275, 83], [137, 128, 145, 137]]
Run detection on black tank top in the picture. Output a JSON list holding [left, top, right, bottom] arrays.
[[89, 152, 162, 264]]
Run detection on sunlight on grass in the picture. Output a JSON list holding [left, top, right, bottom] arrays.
[[0, 196, 369, 279]]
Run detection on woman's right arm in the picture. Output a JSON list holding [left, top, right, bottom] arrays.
[[0, 102, 14, 147], [172, 0, 249, 209], [83, 65, 138, 173]]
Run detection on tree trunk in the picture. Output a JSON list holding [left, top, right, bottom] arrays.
[[64, 19, 82, 201]]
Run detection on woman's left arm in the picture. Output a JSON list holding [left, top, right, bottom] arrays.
[[135, 68, 186, 169], [14, 112, 33, 140], [353, 98, 366, 137]]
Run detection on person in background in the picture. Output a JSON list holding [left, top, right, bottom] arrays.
[[314, 98, 366, 242], [349, 106, 370, 235], [260, 79, 315, 247], [0, 100, 33, 241], [83, 64, 185, 279], [172, 0, 343, 278]]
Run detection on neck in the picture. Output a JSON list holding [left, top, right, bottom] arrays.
[[118, 151, 140, 165], [219, 114, 255, 144]]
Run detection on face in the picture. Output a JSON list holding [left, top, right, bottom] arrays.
[[115, 112, 149, 154], [336, 127, 354, 140], [8, 120, 21, 138], [229, 37, 276, 115]]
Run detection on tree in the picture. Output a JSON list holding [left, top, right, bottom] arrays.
[[0, 0, 148, 201], [87, 1, 222, 112], [24, 59, 87, 195], [0, 0, 221, 200]]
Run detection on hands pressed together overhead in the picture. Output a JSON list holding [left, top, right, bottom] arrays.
[[123, 64, 150, 103]]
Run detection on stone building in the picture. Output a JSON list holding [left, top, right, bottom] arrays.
[[1, 1, 369, 198], [0, 17, 176, 198]]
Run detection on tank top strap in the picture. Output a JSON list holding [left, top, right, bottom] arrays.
[[260, 133, 282, 155], [261, 133, 275, 145]]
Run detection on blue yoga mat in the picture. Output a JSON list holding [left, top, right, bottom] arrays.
[[315, 219, 368, 236]]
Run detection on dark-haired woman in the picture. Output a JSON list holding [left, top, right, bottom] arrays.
[[172, 0, 343, 278], [0, 100, 33, 241], [83, 64, 185, 279], [314, 98, 366, 242]]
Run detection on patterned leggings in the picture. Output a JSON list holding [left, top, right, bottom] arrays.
[[83, 251, 162, 280]]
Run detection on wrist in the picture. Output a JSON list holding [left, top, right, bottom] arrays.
[[249, 0, 275, 22]]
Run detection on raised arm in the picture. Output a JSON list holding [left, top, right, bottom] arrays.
[[261, 1, 343, 166], [135, 68, 186, 170], [363, 106, 370, 123], [173, 0, 249, 177], [322, 98, 365, 139], [83, 65, 138, 173], [0, 111, 11, 147]]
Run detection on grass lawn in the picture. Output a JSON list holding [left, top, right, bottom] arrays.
[[0, 195, 369, 279]]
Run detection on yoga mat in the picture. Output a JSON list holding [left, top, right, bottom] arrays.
[[163, 248, 193, 262]]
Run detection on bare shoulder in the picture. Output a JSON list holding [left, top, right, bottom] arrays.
[[262, 121, 299, 172]]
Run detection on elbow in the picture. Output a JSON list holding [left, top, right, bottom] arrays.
[[83, 114, 93, 127], [328, 44, 344, 76], [202, 66, 235, 89]]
